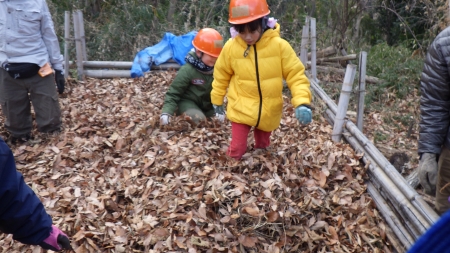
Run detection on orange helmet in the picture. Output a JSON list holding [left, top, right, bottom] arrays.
[[228, 0, 270, 24], [192, 28, 223, 58]]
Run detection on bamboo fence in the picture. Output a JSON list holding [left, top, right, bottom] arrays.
[[331, 64, 356, 142]]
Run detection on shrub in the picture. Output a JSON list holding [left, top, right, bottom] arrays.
[[365, 42, 424, 104]]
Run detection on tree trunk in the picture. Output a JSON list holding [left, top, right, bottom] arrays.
[[84, 0, 102, 17], [307, 0, 316, 17], [167, 0, 178, 22], [342, 0, 349, 42]]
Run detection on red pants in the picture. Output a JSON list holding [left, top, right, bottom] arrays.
[[227, 122, 271, 160]]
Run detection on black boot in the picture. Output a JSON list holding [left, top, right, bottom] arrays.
[[10, 134, 32, 144]]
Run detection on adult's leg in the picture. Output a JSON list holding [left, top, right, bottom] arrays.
[[177, 100, 206, 124], [227, 122, 251, 160], [254, 128, 272, 149], [436, 147, 450, 215], [0, 69, 33, 138], [28, 73, 61, 133]]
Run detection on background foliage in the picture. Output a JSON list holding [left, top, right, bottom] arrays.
[[48, 0, 449, 102]]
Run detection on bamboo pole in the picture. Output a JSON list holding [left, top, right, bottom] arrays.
[[83, 66, 179, 78], [356, 51, 367, 131], [385, 226, 409, 253], [76, 10, 87, 61], [367, 183, 413, 251], [311, 79, 439, 225], [310, 18, 317, 82], [300, 25, 309, 66], [331, 64, 356, 142], [83, 70, 131, 78], [64, 11, 70, 79], [65, 61, 181, 78], [72, 11, 84, 80], [79, 61, 180, 69]]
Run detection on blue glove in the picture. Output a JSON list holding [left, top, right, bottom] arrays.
[[295, 105, 312, 125], [213, 104, 225, 122]]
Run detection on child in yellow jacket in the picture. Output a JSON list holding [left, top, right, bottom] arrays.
[[211, 0, 312, 160]]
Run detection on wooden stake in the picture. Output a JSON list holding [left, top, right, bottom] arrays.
[[300, 25, 309, 66], [76, 10, 87, 61], [64, 11, 70, 79], [356, 51, 367, 131], [72, 11, 84, 80], [331, 64, 356, 142], [310, 18, 317, 82]]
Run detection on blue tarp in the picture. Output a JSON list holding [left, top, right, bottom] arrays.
[[130, 31, 197, 78]]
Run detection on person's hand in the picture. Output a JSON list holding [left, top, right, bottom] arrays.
[[39, 225, 72, 251], [418, 153, 438, 195], [213, 104, 225, 122], [295, 105, 312, 125], [54, 69, 65, 94], [160, 113, 171, 125]]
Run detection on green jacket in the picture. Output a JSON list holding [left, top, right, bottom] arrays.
[[162, 52, 214, 115]]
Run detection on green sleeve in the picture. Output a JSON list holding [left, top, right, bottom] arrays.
[[161, 66, 191, 114]]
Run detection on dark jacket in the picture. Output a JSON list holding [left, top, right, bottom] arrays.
[[407, 209, 450, 253], [161, 51, 214, 115], [418, 27, 450, 155], [0, 138, 52, 245]]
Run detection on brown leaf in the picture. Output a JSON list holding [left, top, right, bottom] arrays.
[[266, 211, 279, 222], [243, 206, 260, 217], [238, 235, 258, 247], [198, 203, 208, 220]]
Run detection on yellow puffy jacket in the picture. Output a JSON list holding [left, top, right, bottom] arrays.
[[211, 24, 311, 132]]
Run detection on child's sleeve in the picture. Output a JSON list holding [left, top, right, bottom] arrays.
[[280, 40, 312, 107], [0, 139, 53, 245], [161, 66, 191, 115], [211, 41, 233, 106]]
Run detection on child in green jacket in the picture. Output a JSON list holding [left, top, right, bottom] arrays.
[[160, 28, 224, 125]]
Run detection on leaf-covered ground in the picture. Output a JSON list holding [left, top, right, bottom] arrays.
[[0, 71, 396, 252]]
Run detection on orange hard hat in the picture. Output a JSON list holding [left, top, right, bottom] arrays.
[[228, 0, 270, 24], [192, 28, 223, 58]]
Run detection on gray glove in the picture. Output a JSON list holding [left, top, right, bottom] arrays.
[[213, 104, 225, 123], [418, 153, 438, 195], [160, 113, 171, 125]]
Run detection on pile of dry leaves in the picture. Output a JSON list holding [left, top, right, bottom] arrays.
[[0, 71, 394, 252]]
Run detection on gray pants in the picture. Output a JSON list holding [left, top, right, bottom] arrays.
[[436, 147, 450, 214], [0, 68, 61, 138], [177, 99, 214, 124]]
